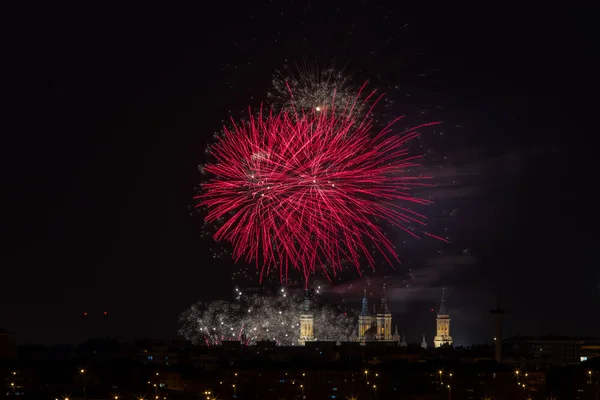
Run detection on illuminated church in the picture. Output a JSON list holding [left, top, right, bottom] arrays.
[[297, 286, 452, 347]]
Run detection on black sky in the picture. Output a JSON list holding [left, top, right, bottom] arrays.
[[3, 3, 595, 345]]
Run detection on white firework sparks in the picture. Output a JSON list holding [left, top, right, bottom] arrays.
[[179, 290, 357, 346], [268, 63, 361, 114]]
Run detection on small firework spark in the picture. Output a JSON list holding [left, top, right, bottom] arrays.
[[197, 83, 444, 286], [179, 290, 356, 346]]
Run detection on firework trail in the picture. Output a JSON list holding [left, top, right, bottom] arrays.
[[198, 83, 443, 286], [179, 291, 356, 346]]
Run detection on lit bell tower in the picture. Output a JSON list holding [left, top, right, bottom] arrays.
[[299, 290, 315, 345], [376, 284, 393, 341], [434, 287, 453, 348], [358, 288, 371, 342]]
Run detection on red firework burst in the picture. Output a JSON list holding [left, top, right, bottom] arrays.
[[198, 84, 443, 286]]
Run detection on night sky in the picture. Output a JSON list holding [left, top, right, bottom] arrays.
[[4, 3, 595, 345]]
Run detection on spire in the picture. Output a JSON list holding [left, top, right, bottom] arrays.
[[400, 335, 407, 347], [303, 289, 310, 312], [379, 284, 390, 314], [394, 324, 399, 336], [380, 298, 390, 314], [360, 288, 370, 316], [421, 334, 428, 349], [438, 287, 448, 315]]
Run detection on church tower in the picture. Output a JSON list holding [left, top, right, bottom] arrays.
[[433, 288, 453, 348], [357, 289, 371, 342], [299, 290, 315, 345], [376, 285, 393, 341]]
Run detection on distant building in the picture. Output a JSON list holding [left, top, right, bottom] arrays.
[[504, 336, 584, 366], [580, 340, 600, 361], [433, 288, 453, 348]]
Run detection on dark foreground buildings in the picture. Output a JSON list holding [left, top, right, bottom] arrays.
[[2, 336, 600, 399]]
